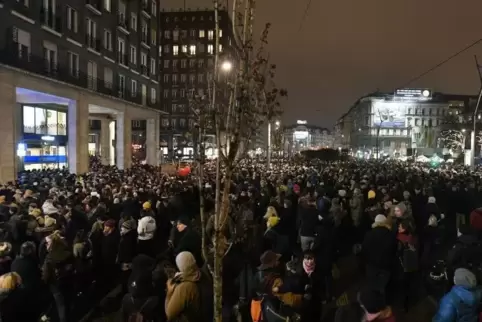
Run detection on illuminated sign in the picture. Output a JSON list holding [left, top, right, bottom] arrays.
[[293, 131, 308, 139], [41, 136, 55, 141], [373, 102, 406, 128], [17, 143, 26, 157], [395, 89, 431, 100], [297, 120, 307, 125]]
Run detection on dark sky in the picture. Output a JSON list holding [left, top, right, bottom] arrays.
[[162, 0, 482, 128]]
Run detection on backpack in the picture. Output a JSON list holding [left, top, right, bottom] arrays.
[[127, 296, 150, 322], [400, 243, 419, 273]]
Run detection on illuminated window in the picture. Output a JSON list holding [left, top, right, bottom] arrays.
[[208, 30, 213, 40], [182, 45, 187, 53], [189, 45, 196, 55], [207, 44, 213, 54], [23, 106, 35, 133], [173, 45, 179, 55], [199, 30, 205, 38]]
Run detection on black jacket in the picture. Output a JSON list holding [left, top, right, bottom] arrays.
[[362, 225, 396, 271], [298, 206, 319, 237]]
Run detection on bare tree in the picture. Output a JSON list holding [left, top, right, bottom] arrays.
[[205, 1, 287, 321]]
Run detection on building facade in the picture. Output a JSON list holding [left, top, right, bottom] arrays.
[[159, 8, 236, 159], [282, 121, 333, 156], [0, 0, 164, 181], [337, 89, 475, 157]]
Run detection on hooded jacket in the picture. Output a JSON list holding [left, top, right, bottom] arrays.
[[433, 285, 482, 322]]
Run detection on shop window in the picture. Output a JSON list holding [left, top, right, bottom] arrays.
[[23, 106, 35, 133], [57, 112, 67, 135]]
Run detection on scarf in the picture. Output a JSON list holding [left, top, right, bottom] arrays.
[[303, 259, 315, 276]]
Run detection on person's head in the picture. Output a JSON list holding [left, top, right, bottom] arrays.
[[103, 219, 116, 235], [176, 217, 189, 232], [19, 241, 36, 258], [393, 203, 406, 218], [398, 219, 413, 235], [0, 272, 22, 293], [45, 231, 65, 251], [175, 251, 199, 278], [454, 268, 477, 288]]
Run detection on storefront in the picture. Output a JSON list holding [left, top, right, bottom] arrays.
[[18, 105, 68, 171]]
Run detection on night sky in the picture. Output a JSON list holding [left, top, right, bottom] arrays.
[[162, 0, 482, 128]]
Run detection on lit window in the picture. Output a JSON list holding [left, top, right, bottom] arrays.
[[173, 45, 179, 55], [150, 88, 157, 103], [199, 30, 205, 38], [208, 30, 213, 40], [189, 45, 196, 55], [207, 44, 213, 54], [219, 29, 223, 37], [182, 45, 187, 53], [219, 44, 223, 52]]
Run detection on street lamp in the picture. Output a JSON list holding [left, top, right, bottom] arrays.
[[221, 61, 232, 72]]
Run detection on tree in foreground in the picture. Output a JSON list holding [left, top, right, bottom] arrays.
[[196, 1, 287, 321]]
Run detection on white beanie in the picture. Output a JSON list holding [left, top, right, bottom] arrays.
[[137, 216, 156, 241], [428, 196, 436, 203], [175, 251, 197, 273], [372, 214, 387, 228]]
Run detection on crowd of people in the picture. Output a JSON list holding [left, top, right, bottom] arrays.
[[1, 157, 482, 322]]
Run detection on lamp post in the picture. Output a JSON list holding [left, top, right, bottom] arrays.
[[267, 120, 280, 168]]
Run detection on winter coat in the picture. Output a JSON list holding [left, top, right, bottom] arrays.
[[349, 195, 363, 227], [165, 271, 201, 322], [298, 205, 320, 237], [11, 255, 42, 291], [362, 223, 397, 271], [118, 229, 138, 265], [433, 285, 482, 322]]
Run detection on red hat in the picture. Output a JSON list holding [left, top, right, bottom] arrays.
[[104, 219, 116, 228]]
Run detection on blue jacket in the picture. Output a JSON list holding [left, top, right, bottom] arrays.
[[433, 285, 482, 322]]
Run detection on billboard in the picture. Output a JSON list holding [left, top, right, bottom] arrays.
[[372, 102, 406, 128]]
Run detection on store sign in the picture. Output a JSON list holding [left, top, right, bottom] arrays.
[[26, 123, 67, 130], [24, 155, 67, 163]]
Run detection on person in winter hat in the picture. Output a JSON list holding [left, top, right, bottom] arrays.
[[137, 215, 157, 258], [433, 268, 482, 322]]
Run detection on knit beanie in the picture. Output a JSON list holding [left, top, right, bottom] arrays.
[[175, 251, 197, 274]]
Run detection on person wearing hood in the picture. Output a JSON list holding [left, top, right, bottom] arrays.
[[165, 251, 201, 322], [42, 231, 74, 322], [433, 268, 482, 322]]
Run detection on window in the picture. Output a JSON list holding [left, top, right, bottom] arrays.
[[173, 45, 179, 55], [163, 74, 169, 83], [198, 74, 203, 83], [164, 30, 170, 39], [189, 45, 196, 55], [219, 29, 223, 37], [180, 74, 186, 82], [180, 118, 186, 127], [163, 89, 169, 98], [151, 29, 157, 45], [130, 13, 137, 31], [199, 30, 205, 38], [189, 74, 195, 84], [132, 120, 141, 127], [141, 20, 148, 42], [219, 44, 223, 52], [172, 89, 177, 98], [171, 119, 177, 128], [103, 29, 112, 50], [86, 18, 97, 38], [198, 44, 204, 53], [68, 52, 79, 77], [23, 106, 35, 133], [104, 0, 111, 11], [43, 41, 57, 73], [172, 104, 178, 113], [207, 44, 213, 54], [118, 0, 126, 15], [189, 59, 195, 68], [118, 38, 126, 65], [172, 60, 178, 68], [180, 89, 185, 98], [150, 88, 157, 103], [141, 52, 147, 67], [162, 119, 169, 127], [87, 61, 98, 90], [151, 0, 157, 16], [208, 30, 214, 40], [181, 30, 187, 38], [173, 30, 179, 41], [198, 60, 204, 68], [163, 45, 170, 53], [104, 67, 113, 89], [130, 46, 137, 64], [181, 60, 187, 68], [163, 60, 169, 68], [172, 74, 178, 84], [182, 45, 187, 53], [131, 80, 137, 97], [67, 7, 78, 32], [118, 74, 126, 97], [150, 58, 156, 75]]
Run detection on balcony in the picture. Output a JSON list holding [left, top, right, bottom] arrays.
[[0, 43, 152, 108], [117, 14, 129, 34], [85, 34, 101, 53], [141, 0, 150, 17], [40, 7, 62, 34], [141, 65, 150, 77], [86, 0, 102, 15]]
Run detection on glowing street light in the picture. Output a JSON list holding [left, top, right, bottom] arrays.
[[221, 61, 233, 72], [275, 120, 280, 127]]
